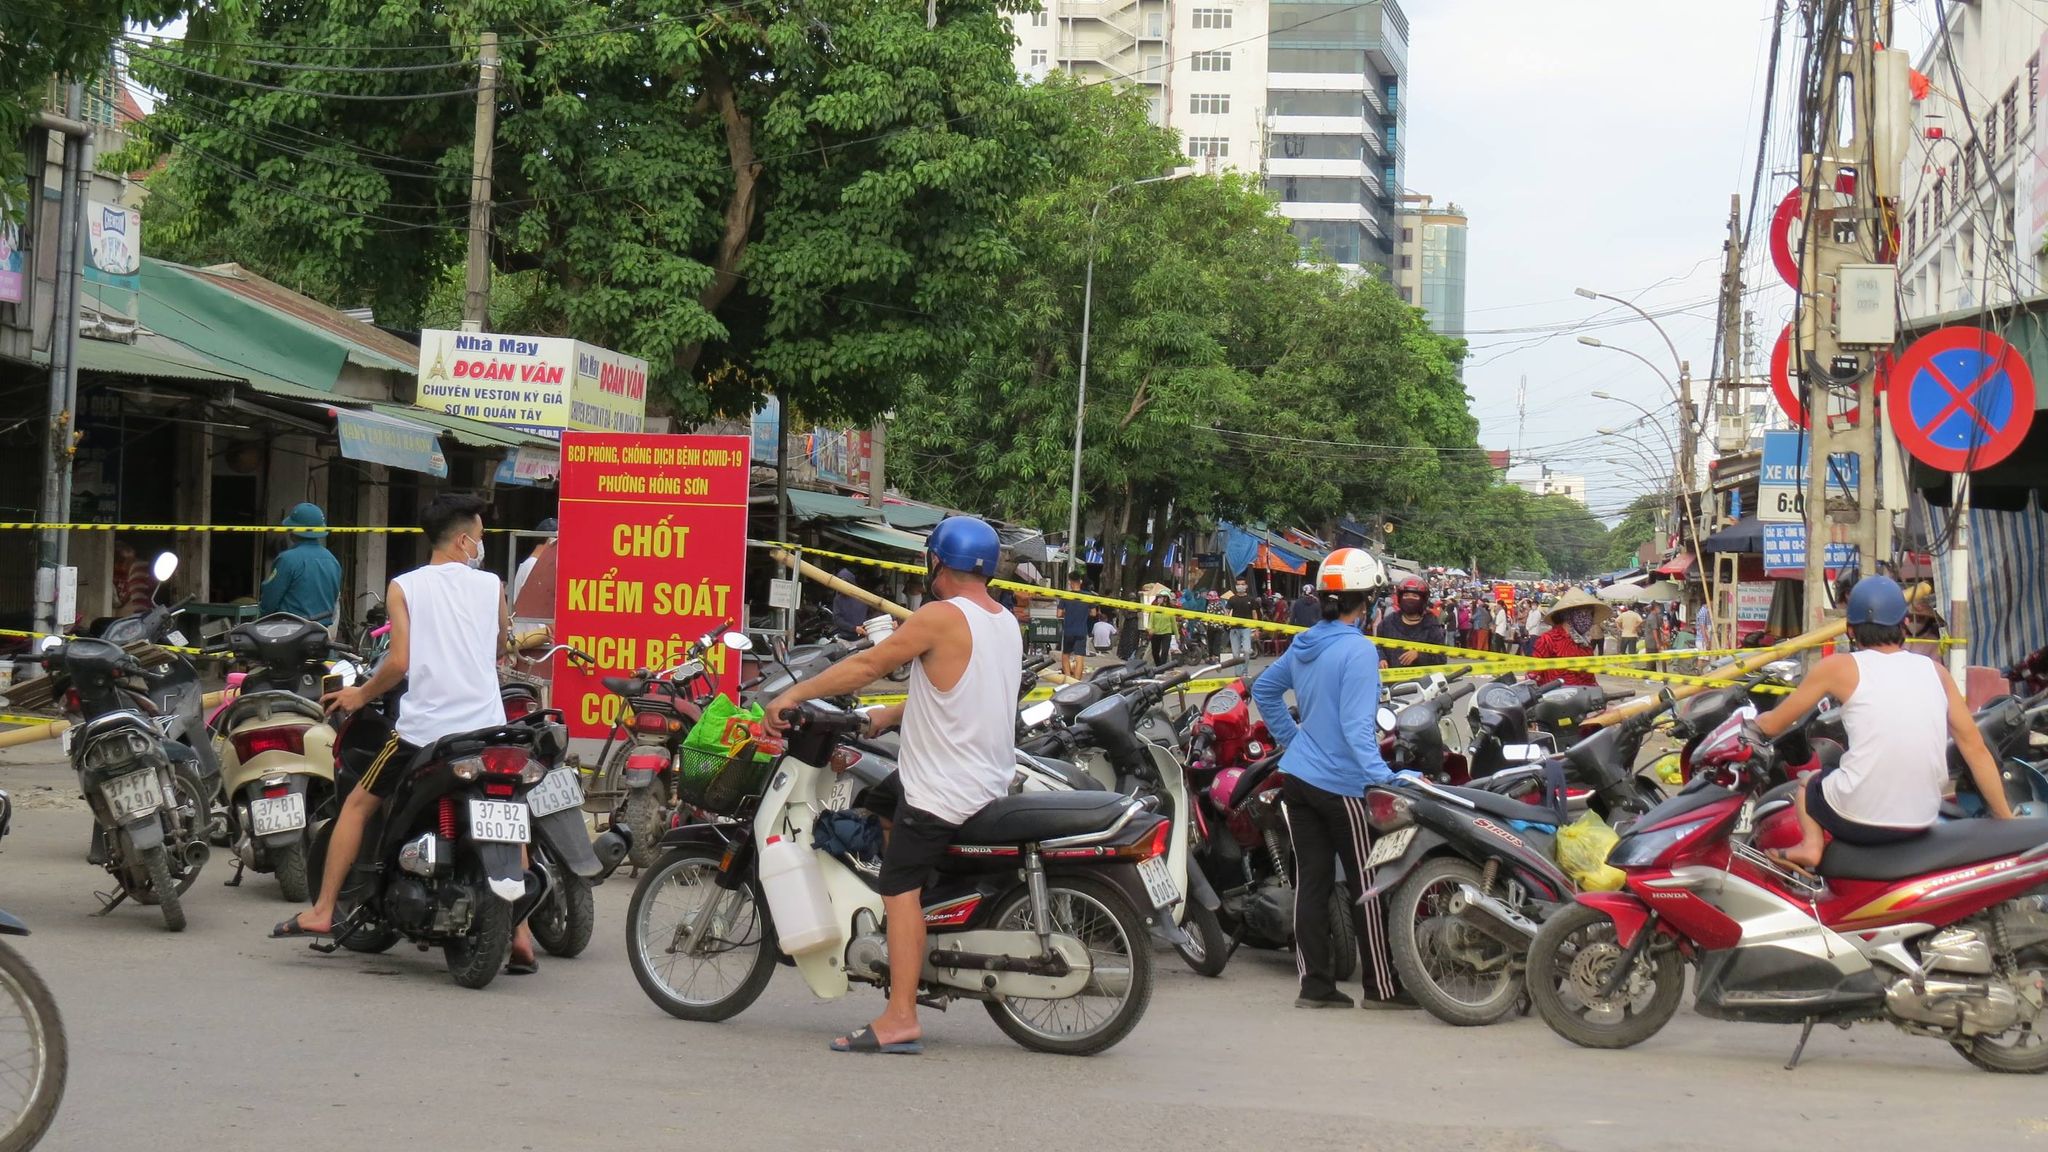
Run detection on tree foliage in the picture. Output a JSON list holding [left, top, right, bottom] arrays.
[[1, 0, 186, 206], [119, 0, 1068, 421], [889, 82, 1475, 592]]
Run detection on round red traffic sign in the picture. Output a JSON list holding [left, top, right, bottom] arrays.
[[1769, 191, 1802, 289], [1770, 322, 1881, 429], [1888, 327, 2037, 472]]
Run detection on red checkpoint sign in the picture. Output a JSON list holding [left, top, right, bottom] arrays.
[[1770, 322, 1884, 429], [552, 432, 752, 737], [1887, 327, 2036, 473], [1769, 190, 1803, 289]]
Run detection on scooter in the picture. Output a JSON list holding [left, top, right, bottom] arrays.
[[209, 613, 348, 902], [626, 701, 1169, 1055], [1525, 708, 2048, 1072]]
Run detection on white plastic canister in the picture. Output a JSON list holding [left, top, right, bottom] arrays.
[[758, 834, 838, 955]]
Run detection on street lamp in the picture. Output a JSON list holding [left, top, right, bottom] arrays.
[[1572, 298, 1696, 494], [1067, 168, 1195, 576]]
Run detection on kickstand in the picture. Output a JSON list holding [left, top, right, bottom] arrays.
[[91, 888, 128, 916], [1785, 1017, 1816, 1071], [224, 860, 245, 888], [309, 906, 367, 955]]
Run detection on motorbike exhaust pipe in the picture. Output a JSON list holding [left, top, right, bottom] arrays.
[[1446, 882, 1539, 947], [592, 826, 633, 882], [183, 839, 212, 871]]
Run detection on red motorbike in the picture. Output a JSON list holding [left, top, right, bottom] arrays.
[[1526, 707, 2048, 1072]]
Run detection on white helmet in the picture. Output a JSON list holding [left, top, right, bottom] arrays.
[[1315, 547, 1384, 593]]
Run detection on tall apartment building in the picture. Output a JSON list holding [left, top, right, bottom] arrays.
[[1009, 0, 1408, 274], [1895, 0, 2044, 322], [1393, 192, 1467, 338]]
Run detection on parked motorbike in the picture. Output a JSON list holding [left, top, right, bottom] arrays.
[[1384, 670, 1478, 782], [1526, 708, 2048, 1072], [37, 556, 213, 930], [0, 905, 64, 1151], [627, 701, 1167, 1055], [210, 613, 349, 901], [307, 709, 577, 987]]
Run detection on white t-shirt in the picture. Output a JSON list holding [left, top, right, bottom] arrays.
[[898, 599, 1023, 824], [509, 554, 538, 606], [1824, 649, 1949, 828], [392, 562, 507, 746], [1091, 619, 1114, 649]]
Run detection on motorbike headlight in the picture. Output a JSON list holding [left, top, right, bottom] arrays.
[[1606, 813, 1716, 869]]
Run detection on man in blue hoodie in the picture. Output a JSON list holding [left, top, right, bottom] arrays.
[[1251, 548, 1407, 1009]]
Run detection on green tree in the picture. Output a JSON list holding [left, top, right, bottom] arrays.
[[1600, 492, 1667, 571], [1, 1, 186, 205], [119, 0, 1068, 421]]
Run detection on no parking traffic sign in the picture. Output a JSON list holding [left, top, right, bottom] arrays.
[[1887, 327, 2036, 472]]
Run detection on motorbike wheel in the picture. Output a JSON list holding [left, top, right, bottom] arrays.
[[443, 876, 513, 989], [626, 848, 775, 1021], [531, 874, 595, 958], [622, 787, 666, 871], [1387, 858, 1521, 1027], [272, 841, 310, 904], [984, 875, 1154, 1056], [1525, 902, 1683, 1050], [1329, 887, 1360, 985], [306, 831, 399, 954], [1174, 899, 1230, 978], [0, 939, 67, 1152], [143, 847, 185, 933]]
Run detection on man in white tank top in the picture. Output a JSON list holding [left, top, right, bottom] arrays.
[[764, 516, 1021, 1055], [1751, 575, 2012, 871], [275, 495, 536, 970]]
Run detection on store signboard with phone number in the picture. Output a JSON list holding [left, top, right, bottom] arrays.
[[1757, 430, 1859, 524]]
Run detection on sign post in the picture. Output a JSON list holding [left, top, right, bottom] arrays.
[[552, 433, 751, 738]]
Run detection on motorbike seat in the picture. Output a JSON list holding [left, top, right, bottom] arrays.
[[955, 791, 1138, 844], [602, 675, 647, 697], [1442, 784, 1562, 828], [216, 690, 325, 730], [1818, 817, 2048, 881]]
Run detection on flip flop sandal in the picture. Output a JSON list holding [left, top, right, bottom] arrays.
[[269, 914, 325, 939], [829, 1026, 922, 1055], [506, 956, 540, 976]]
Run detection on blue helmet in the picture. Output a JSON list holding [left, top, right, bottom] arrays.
[[926, 516, 1002, 578], [1846, 574, 1907, 627]]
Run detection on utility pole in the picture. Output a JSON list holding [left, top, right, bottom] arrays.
[[1797, 0, 1903, 628], [460, 30, 500, 332], [35, 83, 91, 637], [867, 418, 887, 510], [1714, 194, 1744, 507]]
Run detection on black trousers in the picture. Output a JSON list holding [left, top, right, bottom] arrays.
[[1150, 634, 1172, 665], [1281, 775, 1400, 1001]]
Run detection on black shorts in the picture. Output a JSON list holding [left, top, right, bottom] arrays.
[[1061, 634, 1088, 655], [1805, 774, 1926, 847], [337, 710, 418, 801], [879, 804, 960, 897]]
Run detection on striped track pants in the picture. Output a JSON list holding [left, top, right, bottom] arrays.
[[1281, 774, 1400, 1002]]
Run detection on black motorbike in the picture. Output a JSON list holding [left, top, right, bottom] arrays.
[[1386, 673, 1478, 781], [309, 709, 594, 987]]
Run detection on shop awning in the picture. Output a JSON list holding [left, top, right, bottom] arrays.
[[72, 333, 242, 382], [333, 407, 448, 478], [787, 487, 884, 523], [1222, 522, 1313, 576], [1655, 552, 1696, 577], [140, 258, 417, 391], [1701, 517, 1764, 555], [880, 501, 948, 531], [828, 522, 928, 555]]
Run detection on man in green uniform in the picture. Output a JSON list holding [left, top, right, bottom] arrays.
[[260, 503, 344, 626]]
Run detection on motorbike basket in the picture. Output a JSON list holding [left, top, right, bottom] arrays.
[[675, 743, 773, 816]]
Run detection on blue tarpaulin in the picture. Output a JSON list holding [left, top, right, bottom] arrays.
[[334, 407, 448, 477]]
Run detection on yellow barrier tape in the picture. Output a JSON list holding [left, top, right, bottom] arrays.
[[0, 627, 206, 657], [0, 714, 56, 727]]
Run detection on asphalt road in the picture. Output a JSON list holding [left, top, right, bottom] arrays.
[[0, 742, 2044, 1152]]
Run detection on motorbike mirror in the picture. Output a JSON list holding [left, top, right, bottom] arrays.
[[36, 636, 61, 654], [1019, 700, 1055, 728], [1376, 706, 1397, 733], [722, 631, 753, 653], [151, 552, 179, 584], [330, 660, 360, 687]]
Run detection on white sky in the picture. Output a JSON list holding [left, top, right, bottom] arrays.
[[1403, 0, 1932, 519]]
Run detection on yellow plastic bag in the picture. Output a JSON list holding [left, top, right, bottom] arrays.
[[1556, 810, 1626, 892], [1649, 751, 1685, 788]]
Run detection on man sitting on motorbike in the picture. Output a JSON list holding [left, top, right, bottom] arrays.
[[1374, 575, 1446, 670], [276, 494, 537, 973], [1252, 548, 1408, 1010], [1752, 575, 2013, 871], [763, 516, 1022, 1054]]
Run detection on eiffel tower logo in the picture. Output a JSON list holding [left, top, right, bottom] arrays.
[[424, 336, 450, 383]]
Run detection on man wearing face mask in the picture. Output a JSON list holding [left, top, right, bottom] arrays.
[[277, 494, 534, 971], [1527, 588, 1607, 687], [1374, 575, 1446, 668]]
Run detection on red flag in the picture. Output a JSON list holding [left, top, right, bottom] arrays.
[[1909, 69, 1931, 101]]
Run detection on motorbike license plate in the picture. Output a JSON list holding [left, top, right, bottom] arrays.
[[250, 793, 306, 836], [104, 770, 165, 820], [59, 728, 73, 755], [527, 768, 583, 817], [1136, 856, 1179, 909], [827, 775, 856, 810], [469, 799, 530, 844], [1363, 827, 1416, 870]]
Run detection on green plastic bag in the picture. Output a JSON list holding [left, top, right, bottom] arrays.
[[678, 695, 773, 814], [1555, 810, 1626, 892], [682, 695, 766, 758]]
